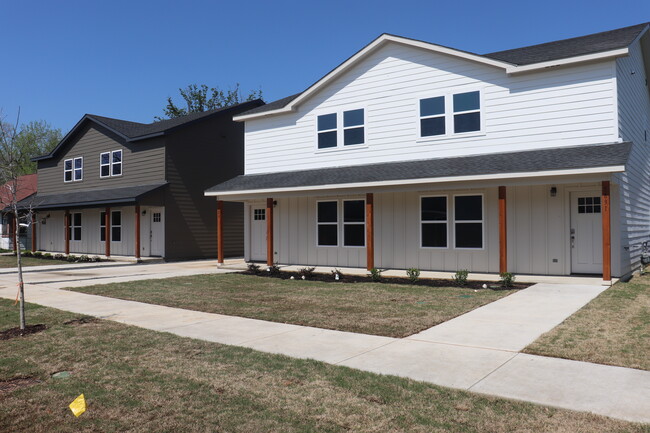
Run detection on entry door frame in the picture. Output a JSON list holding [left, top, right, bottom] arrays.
[[149, 207, 165, 257], [249, 204, 267, 262], [565, 187, 603, 275]]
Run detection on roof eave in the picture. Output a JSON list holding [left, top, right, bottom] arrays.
[[505, 47, 630, 75]]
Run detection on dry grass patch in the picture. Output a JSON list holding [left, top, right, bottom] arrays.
[[525, 271, 650, 370], [0, 255, 70, 268], [1, 299, 648, 432], [67, 273, 515, 337]]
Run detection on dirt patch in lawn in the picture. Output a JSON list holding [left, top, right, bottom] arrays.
[[64, 316, 99, 326], [0, 324, 47, 340], [0, 377, 41, 395]]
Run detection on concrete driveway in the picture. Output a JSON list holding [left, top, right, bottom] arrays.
[[0, 262, 648, 424]]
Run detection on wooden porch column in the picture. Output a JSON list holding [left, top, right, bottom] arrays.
[[11, 213, 17, 252], [366, 193, 374, 271], [602, 181, 611, 282], [135, 205, 141, 259], [31, 212, 36, 252], [266, 198, 273, 266], [498, 186, 507, 274], [64, 210, 70, 255], [217, 200, 224, 264], [105, 207, 111, 257]]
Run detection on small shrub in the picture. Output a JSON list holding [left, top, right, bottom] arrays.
[[500, 272, 516, 288], [369, 267, 383, 282], [42, 253, 53, 260], [78, 255, 91, 262], [54, 253, 65, 261], [298, 266, 316, 280], [247, 263, 261, 274], [66, 255, 79, 262], [331, 268, 344, 281], [33, 251, 42, 258], [406, 268, 420, 283], [267, 263, 281, 277], [92, 256, 102, 262], [452, 269, 469, 286], [22, 250, 33, 257]]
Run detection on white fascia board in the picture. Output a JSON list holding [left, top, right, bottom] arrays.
[[205, 165, 626, 198], [506, 48, 629, 75]]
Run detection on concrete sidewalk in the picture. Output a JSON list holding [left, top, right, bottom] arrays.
[[0, 271, 648, 424]]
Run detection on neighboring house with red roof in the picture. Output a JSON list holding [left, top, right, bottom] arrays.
[[0, 174, 38, 250]]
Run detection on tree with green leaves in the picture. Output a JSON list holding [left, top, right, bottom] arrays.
[[13, 120, 62, 175], [157, 83, 262, 120]]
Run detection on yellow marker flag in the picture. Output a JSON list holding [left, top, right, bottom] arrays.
[[69, 394, 86, 417]]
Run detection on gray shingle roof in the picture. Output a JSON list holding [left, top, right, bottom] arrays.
[[206, 143, 631, 194], [239, 23, 648, 117], [25, 182, 167, 210]]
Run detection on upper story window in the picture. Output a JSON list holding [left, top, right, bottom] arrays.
[[64, 157, 83, 182], [419, 90, 481, 138], [100, 150, 123, 178], [317, 109, 365, 150]]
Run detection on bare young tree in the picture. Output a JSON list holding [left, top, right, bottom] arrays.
[[0, 109, 35, 330]]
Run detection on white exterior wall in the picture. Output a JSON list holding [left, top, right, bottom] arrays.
[[248, 181, 612, 276], [614, 37, 650, 277], [244, 43, 618, 175], [36, 206, 152, 257]]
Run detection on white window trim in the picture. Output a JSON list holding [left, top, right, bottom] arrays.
[[64, 158, 73, 183], [99, 152, 111, 178], [100, 211, 107, 242], [111, 210, 122, 243], [315, 108, 367, 153], [342, 198, 366, 248], [70, 212, 82, 241], [453, 193, 485, 250], [111, 150, 123, 177], [419, 195, 449, 249], [417, 88, 485, 142], [73, 157, 83, 181], [316, 200, 339, 247]]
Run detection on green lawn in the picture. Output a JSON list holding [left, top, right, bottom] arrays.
[[525, 271, 650, 371], [0, 255, 72, 268], [67, 273, 516, 338], [1, 300, 647, 432]]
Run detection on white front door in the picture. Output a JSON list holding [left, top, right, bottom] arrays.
[[250, 207, 266, 261], [571, 192, 603, 274], [150, 208, 164, 257]]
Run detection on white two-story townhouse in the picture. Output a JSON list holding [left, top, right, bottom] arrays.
[[206, 23, 650, 284]]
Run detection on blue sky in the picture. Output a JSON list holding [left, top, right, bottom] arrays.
[[2, 0, 649, 133]]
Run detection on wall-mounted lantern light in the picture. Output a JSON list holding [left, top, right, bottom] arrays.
[[550, 186, 557, 197]]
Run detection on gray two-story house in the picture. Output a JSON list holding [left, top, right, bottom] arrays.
[[31, 100, 263, 260]]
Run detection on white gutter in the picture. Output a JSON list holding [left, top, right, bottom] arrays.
[[205, 165, 625, 197]]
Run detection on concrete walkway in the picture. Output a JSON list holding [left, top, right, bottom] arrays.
[[0, 265, 648, 424]]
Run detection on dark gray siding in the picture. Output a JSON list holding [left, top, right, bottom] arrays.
[[163, 113, 246, 260], [37, 123, 165, 194]]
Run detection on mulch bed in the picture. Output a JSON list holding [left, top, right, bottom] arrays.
[[0, 324, 47, 341], [0, 377, 41, 395], [242, 269, 529, 290], [64, 316, 99, 326]]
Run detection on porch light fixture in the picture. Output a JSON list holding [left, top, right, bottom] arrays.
[[550, 187, 557, 197], [142, 210, 146, 215]]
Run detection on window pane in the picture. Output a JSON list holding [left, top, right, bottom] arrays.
[[455, 195, 482, 221], [318, 201, 337, 223], [421, 117, 445, 136], [74, 168, 82, 180], [64, 160, 72, 170], [343, 109, 364, 127], [112, 151, 122, 163], [74, 227, 81, 241], [112, 163, 122, 176], [101, 165, 110, 177], [101, 153, 110, 164], [453, 91, 480, 112], [74, 158, 82, 168], [64, 172, 72, 182], [318, 131, 337, 149], [100, 228, 105, 242], [73, 213, 81, 226], [112, 211, 121, 226], [317, 113, 336, 131], [112, 227, 121, 242], [421, 197, 446, 221], [344, 224, 365, 247], [100, 212, 106, 226], [422, 223, 447, 247], [455, 223, 483, 248], [344, 200, 365, 223], [454, 112, 480, 133], [420, 96, 445, 117], [318, 225, 337, 246], [344, 127, 364, 145]]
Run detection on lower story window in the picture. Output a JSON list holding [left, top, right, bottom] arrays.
[[317, 201, 338, 246], [421, 196, 447, 248], [454, 195, 483, 249], [69, 213, 82, 241], [111, 211, 122, 242], [343, 200, 365, 247]]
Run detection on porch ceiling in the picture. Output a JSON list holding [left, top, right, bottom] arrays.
[[205, 142, 631, 198], [22, 182, 168, 210]]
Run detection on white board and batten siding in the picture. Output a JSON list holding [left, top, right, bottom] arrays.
[[614, 37, 650, 277], [244, 42, 619, 175], [247, 182, 611, 275]]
